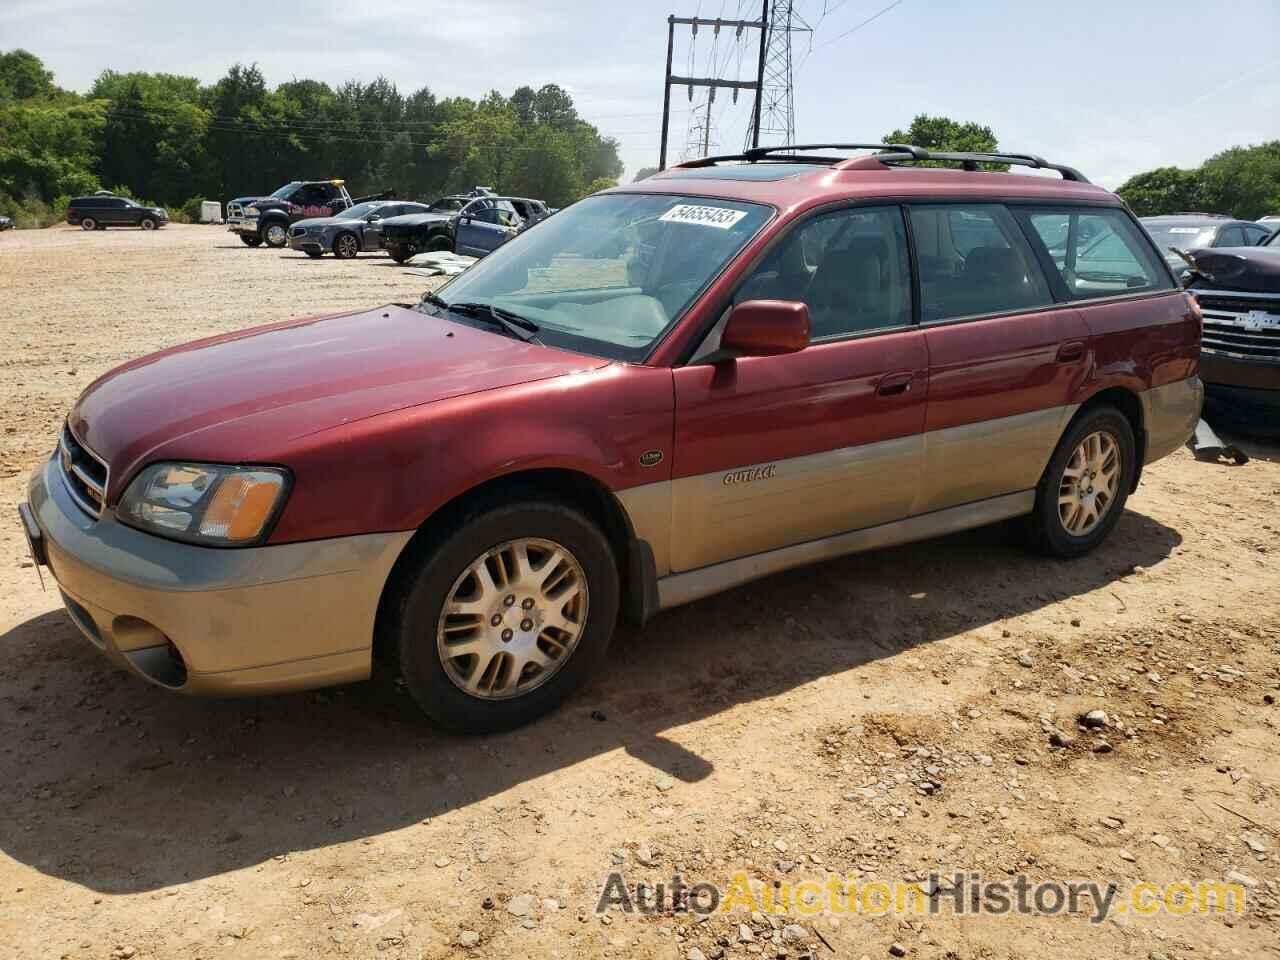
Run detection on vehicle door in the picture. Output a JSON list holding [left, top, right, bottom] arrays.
[[909, 202, 1087, 514], [99, 198, 128, 225], [361, 204, 393, 249], [455, 201, 518, 256], [668, 204, 928, 572]]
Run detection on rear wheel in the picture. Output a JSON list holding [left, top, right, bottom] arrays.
[[333, 231, 360, 259], [80, 217, 96, 231], [391, 499, 619, 733], [1029, 406, 1136, 558], [427, 234, 452, 252], [240, 234, 262, 247], [261, 221, 288, 248]]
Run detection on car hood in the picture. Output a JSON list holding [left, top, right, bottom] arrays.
[[1184, 246, 1280, 294], [291, 216, 347, 231], [230, 195, 269, 206], [69, 304, 609, 498]]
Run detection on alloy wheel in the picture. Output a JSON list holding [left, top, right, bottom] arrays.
[[1058, 431, 1121, 536], [337, 234, 359, 258], [436, 538, 588, 701]]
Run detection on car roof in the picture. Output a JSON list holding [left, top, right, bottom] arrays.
[[609, 160, 1114, 214]]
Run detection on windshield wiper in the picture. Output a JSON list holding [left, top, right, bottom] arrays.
[[441, 299, 541, 343]]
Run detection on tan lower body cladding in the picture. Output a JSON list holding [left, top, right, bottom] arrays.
[[616, 378, 1202, 610]]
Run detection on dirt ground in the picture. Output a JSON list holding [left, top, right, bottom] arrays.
[[1, 224, 1277, 960]]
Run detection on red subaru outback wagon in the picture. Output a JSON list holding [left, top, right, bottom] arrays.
[[20, 144, 1202, 732]]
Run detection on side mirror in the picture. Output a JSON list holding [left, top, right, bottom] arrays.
[[367, 214, 381, 222], [720, 300, 810, 358]]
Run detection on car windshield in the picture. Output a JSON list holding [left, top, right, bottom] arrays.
[[269, 184, 298, 199], [425, 193, 773, 361], [1143, 222, 1217, 255], [338, 202, 378, 219]]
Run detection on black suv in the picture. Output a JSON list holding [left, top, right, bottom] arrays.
[[66, 195, 169, 231]]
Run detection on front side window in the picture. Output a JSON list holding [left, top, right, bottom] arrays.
[[736, 205, 912, 339], [1021, 207, 1171, 298], [910, 204, 1052, 321], [1215, 225, 1245, 247], [427, 193, 772, 361]]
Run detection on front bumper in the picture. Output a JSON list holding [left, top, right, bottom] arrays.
[[1201, 353, 1280, 436], [227, 216, 259, 236], [24, 456, 411, 696], [289, 234, 326, 254]]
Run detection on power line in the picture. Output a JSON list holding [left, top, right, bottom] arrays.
[[812, 0, 905, 51]]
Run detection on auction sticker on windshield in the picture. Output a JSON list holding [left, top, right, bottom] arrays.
[[660, 204, 748, 230]]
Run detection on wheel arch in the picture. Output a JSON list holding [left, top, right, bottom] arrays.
[[1068, 385, 1147, 491], [372, 467, 650, 667]]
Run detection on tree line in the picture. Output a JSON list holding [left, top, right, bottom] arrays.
[[1117, 143, 1280, 220], [0, 49, 623, 225]]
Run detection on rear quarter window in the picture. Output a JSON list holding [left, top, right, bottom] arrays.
[[1019, 207, 1173, 300]]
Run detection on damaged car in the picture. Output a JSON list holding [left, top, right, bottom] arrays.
[[1179, 231, 1280, 434], [288, 200, 433, 258]]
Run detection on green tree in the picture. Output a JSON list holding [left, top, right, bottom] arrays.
[[0, 49, 56, 101], [884, 114, 999, 154], [1115, 166, 1204, 216], [632, 166, 659, 182]]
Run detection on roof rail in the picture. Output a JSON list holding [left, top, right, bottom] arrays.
[[673, 143, 1089, 182], [672, 142, 926, 169]]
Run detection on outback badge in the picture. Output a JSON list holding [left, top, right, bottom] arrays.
[[639, 450, 664, 467]]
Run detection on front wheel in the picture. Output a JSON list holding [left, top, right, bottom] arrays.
[[261, 221, 289, 248], [306, 250, 324, 259], [1029, 406, 1136, 558], [391, 499, 619, 733], [427, 235, 453, 252], [240, 234, 262, 247], [333, 231, 360, 259], [140, 217, 157, 231]]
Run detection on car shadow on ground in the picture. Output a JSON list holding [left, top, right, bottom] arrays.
[[0, 510, 1180, 894]]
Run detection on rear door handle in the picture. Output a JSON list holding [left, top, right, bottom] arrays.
[[1057, 341, 1086, 363], [877, 372, 914, 396]]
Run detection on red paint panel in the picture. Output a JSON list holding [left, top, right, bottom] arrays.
[[1073, 292, 1200, 395], [69, 306, 609, 502], [923, 307, 1089, 432], [671, 330, 928, 479]]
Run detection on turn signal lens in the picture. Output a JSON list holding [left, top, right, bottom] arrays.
[[199, 471, 286, 542]]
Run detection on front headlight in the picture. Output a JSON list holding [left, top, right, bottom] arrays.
[[118, 463, 290, 546], [246, 206, 260, 216]]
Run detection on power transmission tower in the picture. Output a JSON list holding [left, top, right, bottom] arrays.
[[744, 0, 810, 148], [659, 12, 766, 170]]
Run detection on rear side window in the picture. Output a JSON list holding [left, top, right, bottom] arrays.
[[909, 204, 1052, 322], [1020, 207, 1171, 299], [736, 205, 912, 339]]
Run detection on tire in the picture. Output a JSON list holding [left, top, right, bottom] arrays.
[[306, 250, 324, 259], [80, 217, 96, 231], [333, 231, 360, 259], [261, 220, 289, 248], [390, 498, 620, 734], [139, 217, 157, 231], [388, 248, 411, 264], [1028, 406, 1136, 558], [427, 234, 452, 252], [240, 234, 262, 247]]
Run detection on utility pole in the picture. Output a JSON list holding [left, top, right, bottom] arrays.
[[658, 12, 767, 170]]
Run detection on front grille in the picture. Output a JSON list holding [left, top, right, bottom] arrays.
[[289, 226, 305, 238], [227, 200, 245, 218], [1195, 294, 1280, 364], [58, 424, 109, 518]]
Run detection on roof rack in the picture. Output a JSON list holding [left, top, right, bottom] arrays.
[[672, 143, 1089, 183], [673, 143, 927, 169]]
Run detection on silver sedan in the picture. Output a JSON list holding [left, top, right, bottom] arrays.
[[288, 201, 433, 258]]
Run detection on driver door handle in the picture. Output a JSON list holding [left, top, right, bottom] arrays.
[[1057, 341, 1086, 363], [877, 372, 914, 396]]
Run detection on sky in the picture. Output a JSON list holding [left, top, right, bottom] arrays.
[[5, 0, 1278, 189]]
